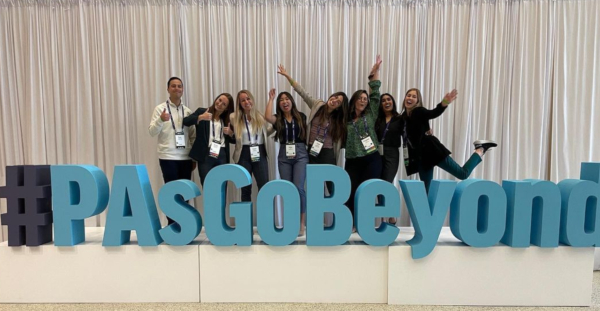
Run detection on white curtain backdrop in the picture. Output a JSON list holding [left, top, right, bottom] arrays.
[[1, 0, 599, 241]]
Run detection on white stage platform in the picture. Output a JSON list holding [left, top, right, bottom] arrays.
[[0, 227, 593, 305]]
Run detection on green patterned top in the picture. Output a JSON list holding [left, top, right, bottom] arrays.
[[345, 80, 381, 159]]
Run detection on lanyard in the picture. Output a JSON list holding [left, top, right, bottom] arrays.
[[402, 120, 413, 148], [244, 115, 259, 144], [166, 99, 184, 132], [212, 118, 223, 142], [285, 118, 295, 144], [352, 116, 369, 137], [381, 120, 392, 143], [315, 119, 330, 141]]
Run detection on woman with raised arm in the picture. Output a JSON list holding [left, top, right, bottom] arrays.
[[183, 93, 235, 187], [277, 65, 348, 197], [401, 88, 497, 192], [375, 93, 403, 225], [264, 89, 309, 235], [344, 55, 383, 225], [230, 90, 275, 202]]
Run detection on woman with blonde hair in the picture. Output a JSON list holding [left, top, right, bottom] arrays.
[[230, 90, 275, 202]]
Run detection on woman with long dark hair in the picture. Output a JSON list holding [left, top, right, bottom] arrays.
[[375, 93, 403, 225], [344, 56, 383, 225], [264, 89, 309, 235], [183, 93, 235, 186], [401, 88, 497, 192], [277, 65, 348, 197]]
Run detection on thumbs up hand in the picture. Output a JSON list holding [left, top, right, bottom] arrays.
[[198, 110, 213, 122], [160, 108, 170, 122], [223, 123, 233, 136]]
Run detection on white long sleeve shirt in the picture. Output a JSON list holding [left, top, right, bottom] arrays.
[[148, 101, 196, 160]]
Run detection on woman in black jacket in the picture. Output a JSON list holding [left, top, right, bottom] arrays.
[[402, 88, 496, 192], [183, 93, 235, 187]]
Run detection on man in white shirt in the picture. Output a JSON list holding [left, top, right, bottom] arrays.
[[148, 77, 196, 224]]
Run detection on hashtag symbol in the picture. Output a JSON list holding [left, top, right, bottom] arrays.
[[0, 165, 53, 246]]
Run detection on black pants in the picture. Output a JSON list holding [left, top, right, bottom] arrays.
[[159, 159, 193, 225], [344, 152, 383, 222], [308, 147, 336, 196], [237, 144, 269, 202], [381, 146, 400, 183], [198, 148, 228, 186]]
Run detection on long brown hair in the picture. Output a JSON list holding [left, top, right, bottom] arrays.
[[208, 93, 234, 125], [313, 91, 348, 143], [274, 92, 307, 142]]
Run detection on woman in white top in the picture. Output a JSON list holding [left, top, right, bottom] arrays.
[[230, 90, 275, 202]]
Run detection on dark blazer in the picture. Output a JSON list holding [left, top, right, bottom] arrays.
[[402, 103, 451, 175], [183, 108, 233, 163]]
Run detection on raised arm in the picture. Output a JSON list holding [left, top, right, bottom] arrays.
[[264, 88, 277, 125], [416, 89, 457, 120], [278, 64, 322, 109], [368, 55, 383, 115]]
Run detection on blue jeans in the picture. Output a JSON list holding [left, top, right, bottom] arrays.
[[278, 143, 309, 213], [419, 153, 482, 192]]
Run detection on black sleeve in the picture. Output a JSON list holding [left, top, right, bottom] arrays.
[[412, 104, 447, 121], [183, 108, 206, 127]]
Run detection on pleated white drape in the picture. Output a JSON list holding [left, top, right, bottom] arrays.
[[1, 0, 599, 241]]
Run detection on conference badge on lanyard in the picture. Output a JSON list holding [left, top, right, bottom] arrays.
[[354, 116, 376, 153], [309, 121, 329, 157], [167, 100, 186, 149], [209, 119, 223, 158], [250, 145, 261, 162], [361, 135, 376, 153], [286, 143, 296, 159], [403, 146, 410, 167], [175, 132, 186, 149], [285, 119, 296, 159], [209, 140, 222, 158]]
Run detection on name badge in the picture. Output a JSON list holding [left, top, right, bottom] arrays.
[[250, 145, 261, 162], [286, 143, 296, 159], [403, 146, 410, 166], [209, 140, 222, 158], [378, 144, 384, 156], [361, 135, 376, 153], [309, 138, 324, 157], [175, 132, 186, 149]]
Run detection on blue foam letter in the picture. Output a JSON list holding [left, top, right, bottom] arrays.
[[102, 165, 162, 246], [355, 179, 400, 246], [450, 179, 507, 247], [158, 180, 202, 246], [51, 165, 109, 246], [306, 164, 352, 246], [204, 164, 253, 246], [558, 179, 600, 246], [501, 180, 560, 247], [257, 180, 300, 246], [399, 180, 456, 258]]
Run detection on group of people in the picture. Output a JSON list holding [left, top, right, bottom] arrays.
[[148, 56, 497, 235]]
